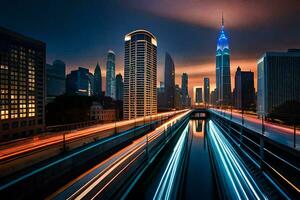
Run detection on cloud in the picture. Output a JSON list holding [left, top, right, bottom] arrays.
[[127, 0, 299, 29]]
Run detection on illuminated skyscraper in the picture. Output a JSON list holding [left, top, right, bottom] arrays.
[[106, 50, 116, 99], [216, 15, 231, 105], [93, 62, 102, 97], [204, 77, 210, 105], [164, 52, 175, 109], [123, 30, 157, 119], [0, 27, 45, 140]]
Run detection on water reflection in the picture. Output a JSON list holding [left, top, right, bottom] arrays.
[[183, 119, 216, 199]]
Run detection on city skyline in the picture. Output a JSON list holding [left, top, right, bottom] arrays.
[[1, 1, 299, 96]]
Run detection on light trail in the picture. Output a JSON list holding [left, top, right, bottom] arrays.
[[208, 120, 268, 199], [48, 110, 191, 200], [0, 110, 187, 162], [153, 124, 189, 200], [210, 108, 300, 149]]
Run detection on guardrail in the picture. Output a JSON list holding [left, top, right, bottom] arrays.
[[211, 113, 300, 199], [49, 110, 191, 200], [0, 110, 187, 178]]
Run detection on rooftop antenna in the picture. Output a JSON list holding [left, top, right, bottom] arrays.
[[222, 12, 224, 27]]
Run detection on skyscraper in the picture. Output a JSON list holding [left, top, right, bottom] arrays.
[[123, 30, 157, 119], [234, 67, 255, 110], [175, 84, 183, 109], [115, 73, 123, 101], [93, 62, 102, 97], [195, 87, 203, 103], [234, 66, 255, 110], [106, 50, 116, 99], [66, 67, 93, 96], [181, 73, 190, 107], [204, 77, 210, 105], [0, 27, 46, 140], [46, 60, 66, 103], [164, 52, 175, 109], [257, 50, 300, 118], [216, 15, 231, 105]]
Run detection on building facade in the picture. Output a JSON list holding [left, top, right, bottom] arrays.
[[93, 62, 102, 97], [89, 102, 116, 122], [123, 30, 157, 119], [106, 50, 116, 99], [66, 67, 93, 96], [181, 73, 190, 107], [195, 87, 203, 103], [204, 77, 210, 105], [0, 27, 46, 140], [115, 73, 123, 101], [257, 50, 300, 117], [175, 84, 183, 109], [164, 52, 175, 109], [234, 66, 255, 110], [216, 15, 231, 105], [46, 60, 66, 104]]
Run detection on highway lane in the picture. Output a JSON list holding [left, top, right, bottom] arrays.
[[48, 110, 191, 200], [0, 110, 187, 162], [210, 108, 300, 150]]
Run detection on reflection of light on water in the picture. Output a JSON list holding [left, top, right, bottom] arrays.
[[193, 120, 204, 138]]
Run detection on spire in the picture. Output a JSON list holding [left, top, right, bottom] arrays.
[[222, 12, 224, 27]]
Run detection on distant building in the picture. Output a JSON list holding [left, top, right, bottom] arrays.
[[164, 52, 175, 109], [66, 67, 93, 96], [195, 88, 203, 103], [106, 50, 116, 99], [175, 84, 183, 109], [257, 50, 300, 117], [210, 89, 217, 105], [181, 73, 190, 107], [123, 30, 157, 119], [234, 66, 255, 110], [157, 81, 166, 109], [204, 77, 210, 105], [216, 15, 231, 105], [93, 62, 102, 97], [115, 73, 123, 101], [89, 102, 116, 122], [46, 60, 66, 104], [0, 27, 46, 140]]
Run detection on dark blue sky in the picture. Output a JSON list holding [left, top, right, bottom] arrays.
[[1, 0, 299, 92]]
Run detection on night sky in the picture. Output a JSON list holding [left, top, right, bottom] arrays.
[[1, 0, 300, 97]]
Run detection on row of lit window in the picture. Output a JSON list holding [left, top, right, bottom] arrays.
[[0, 65, 8, 70]]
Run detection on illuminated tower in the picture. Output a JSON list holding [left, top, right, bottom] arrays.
[[216, 14, 231, 105], [106, 50, 116, 99], [123, 30, 157, 119]]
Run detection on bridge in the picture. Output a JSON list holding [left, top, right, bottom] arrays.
[[0, 109, 299, 199]]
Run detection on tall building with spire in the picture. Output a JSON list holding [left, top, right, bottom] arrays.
[[106, 50, 116, 99], [216, 14, 231, 105], [93, 62, 102, 96]]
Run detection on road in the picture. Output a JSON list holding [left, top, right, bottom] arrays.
[[210, 108, 300, 150], [0, 110, 186, 162]]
